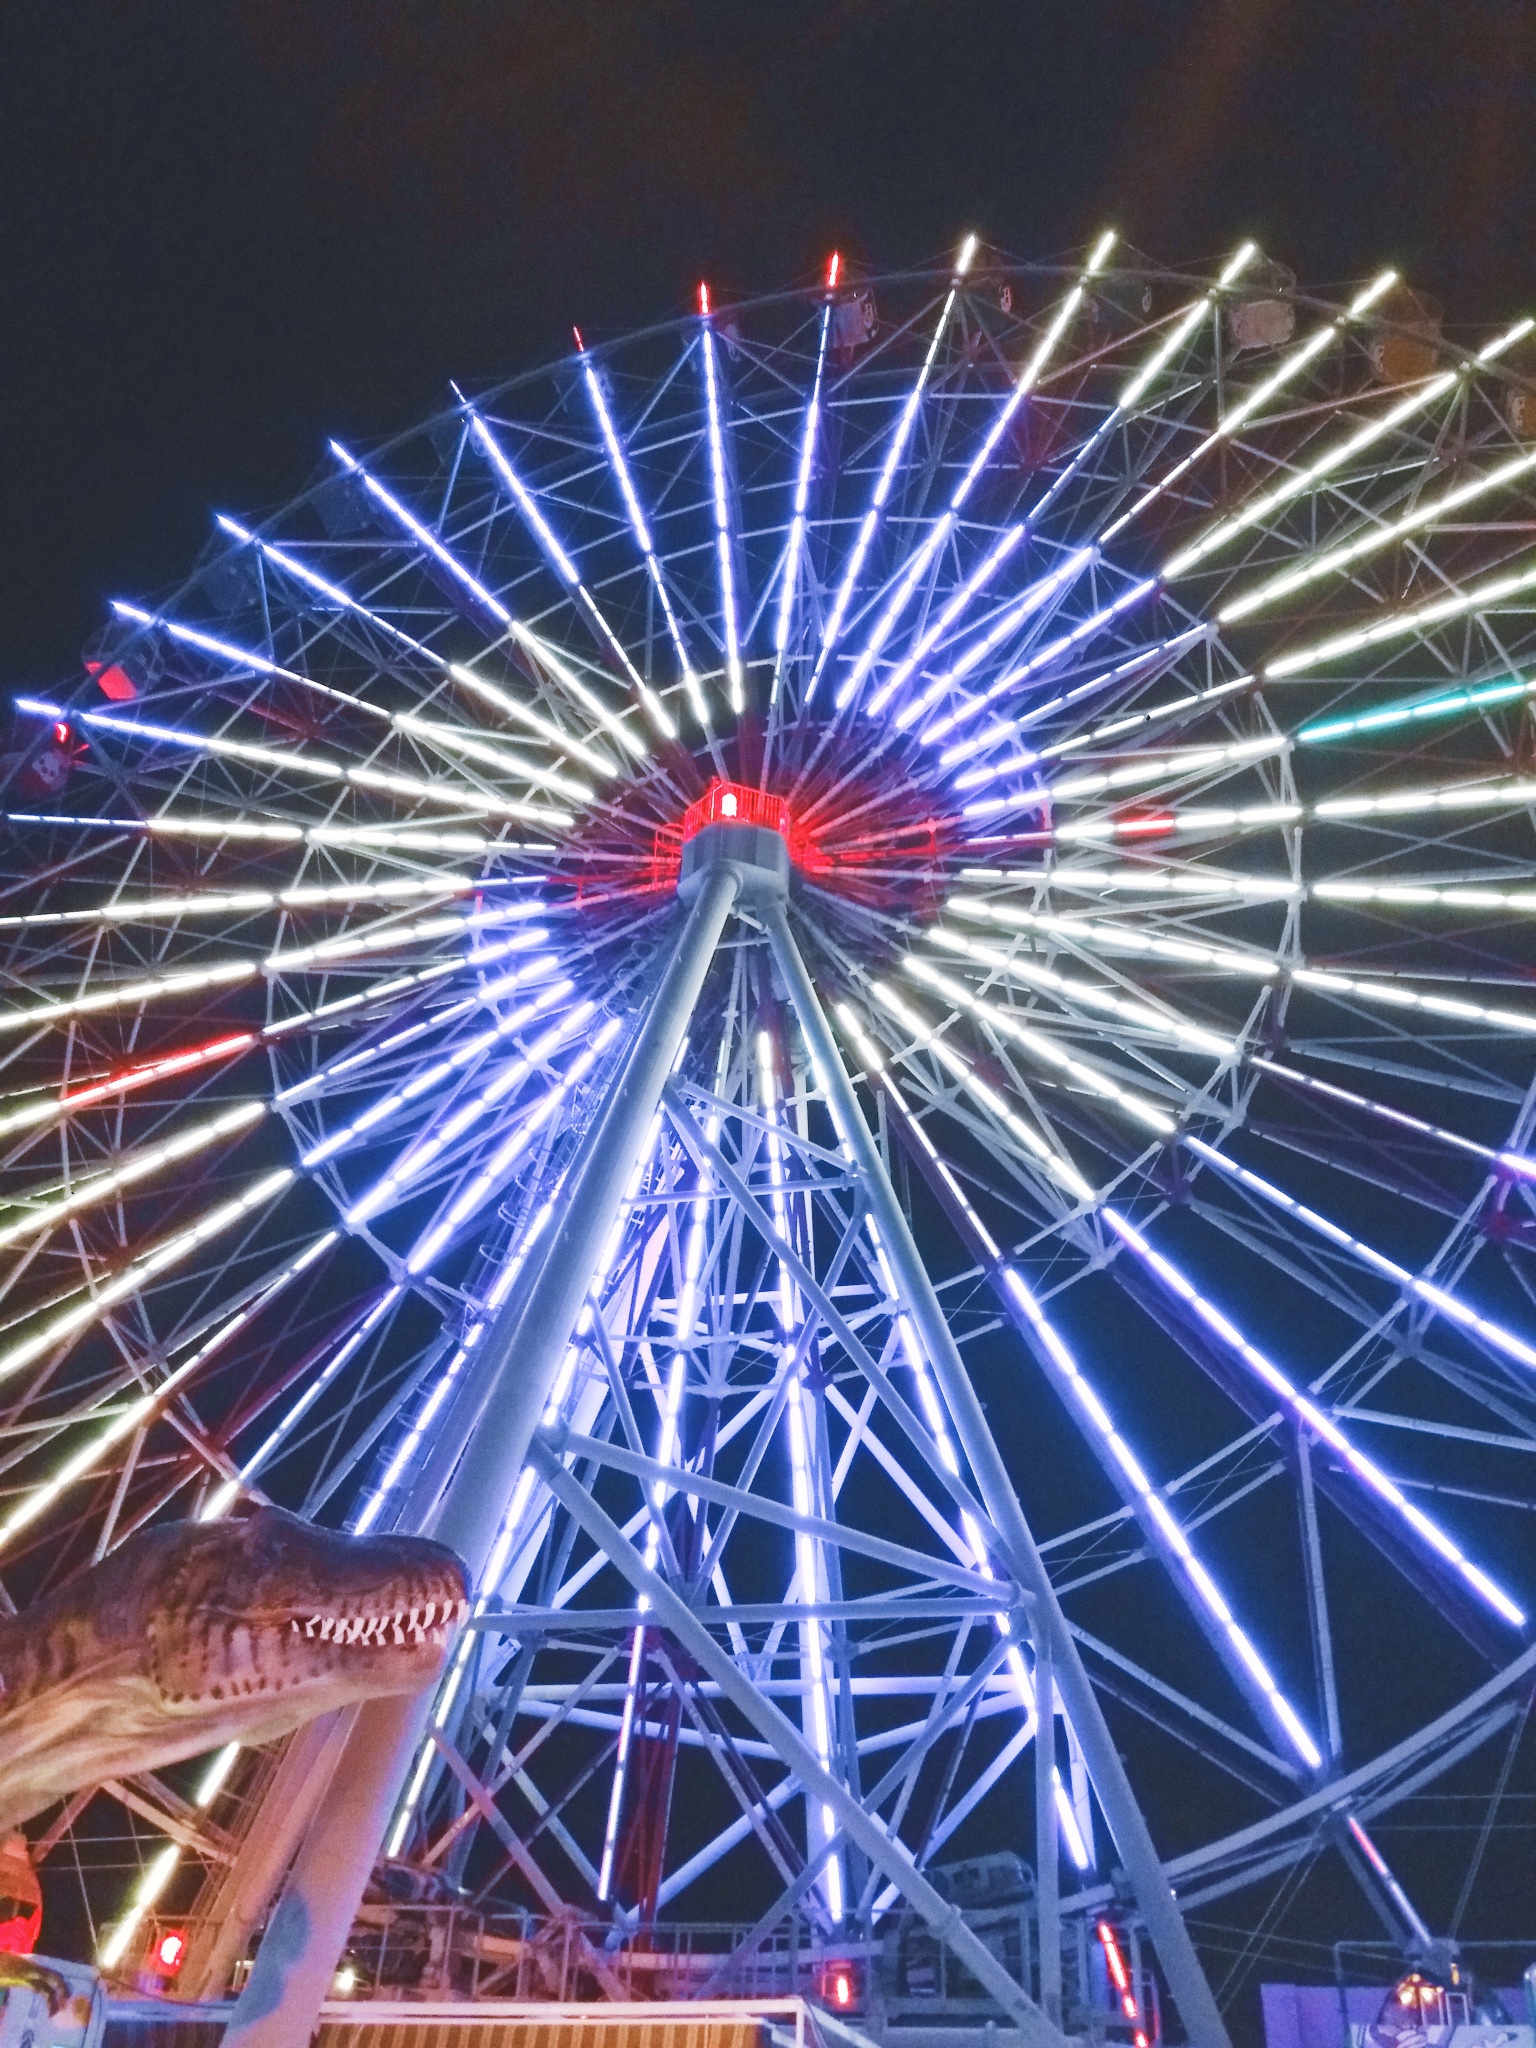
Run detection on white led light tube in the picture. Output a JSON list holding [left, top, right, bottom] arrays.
[[0, 1101, 267, 1251]]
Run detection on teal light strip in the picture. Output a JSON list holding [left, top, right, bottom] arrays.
[[1298, 674, 1534, 744]]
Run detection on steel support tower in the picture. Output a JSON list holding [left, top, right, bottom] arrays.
[[215, 815, 1222, 2048]]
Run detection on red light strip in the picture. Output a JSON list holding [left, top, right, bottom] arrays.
[[1097, 1921, 1149, 2046], [54, 1032, 256, 1115]]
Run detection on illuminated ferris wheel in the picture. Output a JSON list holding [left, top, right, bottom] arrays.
[[5, 234, 1536, 2040]]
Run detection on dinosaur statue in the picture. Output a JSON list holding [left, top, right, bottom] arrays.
[[0, 1506, 468, 1832]]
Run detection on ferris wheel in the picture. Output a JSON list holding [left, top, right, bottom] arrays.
[[5, 234, 1536, 2039]]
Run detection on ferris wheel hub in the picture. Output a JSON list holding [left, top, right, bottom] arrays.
[[677, 777, 791, 906]]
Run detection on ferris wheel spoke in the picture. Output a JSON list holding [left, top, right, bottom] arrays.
[[1068, 1627, 1298, 1791], [1101, 1206, 1527, 1630], [0, 1165, 296, 1396], [0, 1031, 257, 1146], [807, 242, 1124, 749], [326, 440, 517, 636], [199, 1283, 409, 1521], [0, 872, 475, 939], [0, 1099, 267, 1255], [807, 235, 978, 706], [269, 931, 560, 1093], [901, 956, 1184, 1139], [925, 921, 1536, 1253], [573, 335, 696, 738], [948, 232, 1118, 515], [1264, 551, 1536, 682], [1174, 1193, 1536, 1460], [918, 572, 1164, 749], [926, 920, 1241, 1059], [402, 1018, 622, 1279], [341, 1000, 605, 1232], [0, 1223, 341, 1545], [958, 730, 1288, 829], [769, 257, 838, 718], [944, 891, 1536, 1040], [863, 980, 1094, 1215], [1224, 448, 1536, 629], [1099, 271, 1400, 548], [1165, 315, 1534, 584], [216, 516, 619, 771], [853, 974, 1528, 1644], [6, 811, 508, 867], [864, 522, 1031, 722], [6, 931, 550, 1164], [0, 903, 523, 1039], [460, 406, 667, 761], [1185, 1135, 1536, 1382], [696, 285, 746, 720], [103, 597, 600, 793], [26, 682, 578, 827], [1298, 675, 1536, 754], [324, 440, 655, 772], [295, 970, 573, 1172], [1038, 654, 1248, 759], [837, 1005, 1324, 1772], [1019, 241, 1259, 545], [1256, 1054, 1536, 1181], [1026, 860, 1536, 924], [910, 929, 1536, 1197], [353, 1197, 562, 1536], [216, 513, 458, 673], [935, 625, 1226, 775]]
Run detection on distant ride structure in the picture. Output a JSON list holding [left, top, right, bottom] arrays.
[[5, 238, 1536, 2045]]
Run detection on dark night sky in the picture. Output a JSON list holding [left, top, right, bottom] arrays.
[[5, 0, 1536, 688]]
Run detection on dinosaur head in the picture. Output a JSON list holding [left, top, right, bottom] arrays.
[[0, 1508, 468, 1830], [145, 1507, 469, 1722]]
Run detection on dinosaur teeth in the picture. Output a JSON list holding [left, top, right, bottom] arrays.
[[280, 1602, 462, 1651]]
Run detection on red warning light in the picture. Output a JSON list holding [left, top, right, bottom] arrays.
[[817, 1960, 863, 2013], [85, 661, 138, 702], [152, 1929, 187, 1977]]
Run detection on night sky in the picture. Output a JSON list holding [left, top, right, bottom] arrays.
[[6, 1, 1536, 689], [6, 0, 1536, 2021]]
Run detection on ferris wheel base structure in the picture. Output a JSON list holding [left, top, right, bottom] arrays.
[[219, 813, 1221, 2048]]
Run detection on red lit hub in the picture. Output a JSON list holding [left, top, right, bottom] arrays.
[[680, 780, 789, 842]]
